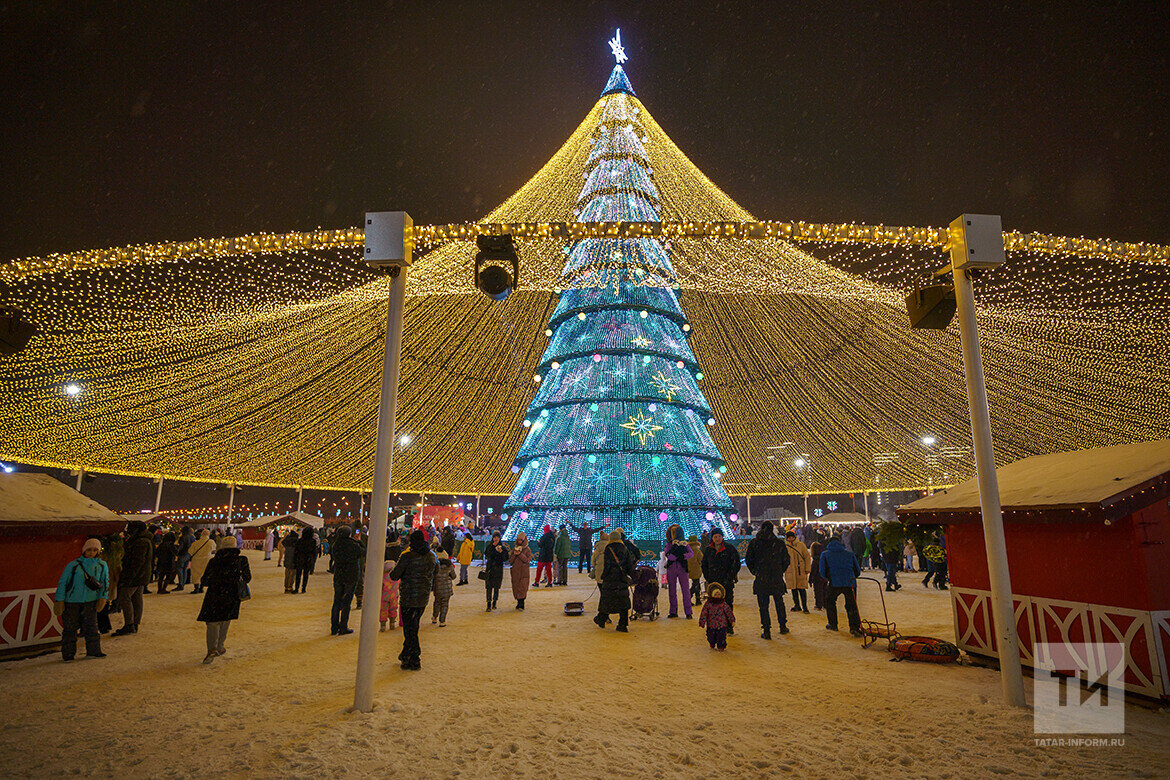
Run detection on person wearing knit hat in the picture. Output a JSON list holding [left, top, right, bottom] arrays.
[[196, 533, 251, 664], [430, 550, 456, 626], [54, 537, 110, 661], [534, 524, 556, 587]]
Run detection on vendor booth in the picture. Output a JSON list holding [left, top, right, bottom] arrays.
[[237, 512, 324, 548], [898, 439, 1170, 700], [0, 473, 126, 656]]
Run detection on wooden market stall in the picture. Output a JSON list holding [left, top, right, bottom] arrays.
[[0, 473, 126, 656], [898, 439, 1170, 700]]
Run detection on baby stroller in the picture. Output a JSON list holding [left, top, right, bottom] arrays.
[[630, 565, 660, 621]]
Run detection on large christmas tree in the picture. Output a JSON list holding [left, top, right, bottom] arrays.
[[502, 54, 736, 543]]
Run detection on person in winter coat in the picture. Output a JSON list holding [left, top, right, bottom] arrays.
[[196, 535, 251, 664], [554, 525, 572, 586], [483, 531, 508, 611], [431, 551, 456, 626], [114, 520, 153, 635], [784, 530, 812, 613], [534, 525, 556, 587], [441, 526, 456, 557], [188, 529, 216, 594], [903, 540, 916, 572], [594, 533, 634, 632], [701, 529, 741, 633], [744, 522, 790, 639], [663, 524, 694, 619], [174, 527, 194, 591], [456, 534, 475, 585], [389, 530, 437, 670], [155, 531, 177, 594], [380, 535, 402, 631], [263, 528, 275, 561], [687, 534, 704, 606], [589, 531, 610, 579], [293, 527, 317, 594], [275, 527, 286, 566], [330, 526, 363, 635], [810, 533, 828, 611], [54, 537, 110, 661], [509, 532, 535, 609], [281, 530, 298, 593], [818, 536, 862, 636], [569, 522, 598, 573], [698, 582, 735, 650], [615, 527, 641, 565], [96, 533, 123, 634], [848, 526, 867, 570]]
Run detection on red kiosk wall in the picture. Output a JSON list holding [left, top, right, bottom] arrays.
[[947, 515, 1155, 612]]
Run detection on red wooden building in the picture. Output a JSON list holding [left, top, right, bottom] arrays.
[[0, 473, 126, 655], [898, 439, 1170, 699]]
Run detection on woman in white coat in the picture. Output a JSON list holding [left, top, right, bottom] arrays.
[[188, 529, 216, 594]]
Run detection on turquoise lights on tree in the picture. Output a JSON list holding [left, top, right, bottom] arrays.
[[502, 61, 736, 543]]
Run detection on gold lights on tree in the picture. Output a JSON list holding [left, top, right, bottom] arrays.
[[1, 87, 1168, 496]]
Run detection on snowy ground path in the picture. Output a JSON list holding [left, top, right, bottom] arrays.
[[2, 551, 1167, 778]]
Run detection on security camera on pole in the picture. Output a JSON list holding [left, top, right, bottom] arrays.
[[906, 214, 1026, 707], [353, 211, 413, 713]]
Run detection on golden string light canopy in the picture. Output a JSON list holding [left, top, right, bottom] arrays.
[[2, 90, 1168, 495]]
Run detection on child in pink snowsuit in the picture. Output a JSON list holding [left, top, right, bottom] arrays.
[[699, 582, 735, 650], [663, 524, 694, 618], [380, 560, 399, 631]]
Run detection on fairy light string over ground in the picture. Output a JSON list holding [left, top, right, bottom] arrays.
[[2, 53, 1169, 497]]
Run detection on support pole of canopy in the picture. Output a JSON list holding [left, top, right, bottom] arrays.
[[296, 486, 303, 514], [475, 494, 481, 526], [154, 476, 164, 514], [863, 491, 869, 522], [803, 493, 808, 524], [354, 212, 411, 714], [227, 483, 235, 526], [746, 494, 752, 528], [75, 467, 84, 492], [949, 215, 1025, 708]]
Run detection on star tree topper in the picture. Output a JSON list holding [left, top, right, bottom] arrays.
[[621, 410, 663, 445], [609, 29, 628, 64]]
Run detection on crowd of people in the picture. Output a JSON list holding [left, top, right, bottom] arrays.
[[50, 514, 947, 669]]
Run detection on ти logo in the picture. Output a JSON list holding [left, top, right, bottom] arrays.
[[1033, 642, 1125, 735]]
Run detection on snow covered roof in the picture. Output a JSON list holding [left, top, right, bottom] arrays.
[[0, 473, 125, 528], [900, 439, 1170, 515], [236, 512, 324, 529]]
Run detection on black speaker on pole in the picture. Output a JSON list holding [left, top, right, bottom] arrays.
[[905, 284, 957, 330], [0, 308, 36, 354]]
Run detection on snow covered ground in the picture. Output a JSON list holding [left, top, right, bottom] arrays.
[[3, 551, 1167, 778]]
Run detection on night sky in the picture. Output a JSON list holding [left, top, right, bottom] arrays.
[[3, 1, 1168, 262], [2, 3, 1167, 513]]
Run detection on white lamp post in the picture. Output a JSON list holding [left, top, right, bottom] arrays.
[[353, 212, 413, 713]]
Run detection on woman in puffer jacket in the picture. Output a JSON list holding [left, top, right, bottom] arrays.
[[54, 537, 110, 661]]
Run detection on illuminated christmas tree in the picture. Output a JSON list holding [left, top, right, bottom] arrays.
[[503, 39, 736, 543]]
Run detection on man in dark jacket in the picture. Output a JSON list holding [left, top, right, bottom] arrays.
[[534, 525, 556, 587], [848, 526, 867, 569], [701, 529, 741, 635], [819, 536, 862, 636], [114, 520, 153, 635], [594, 536, 634, 632], [569, 523, 598, 573], [390, 530, 438, 670], [175, 527, 194, 591], [744, 521, 791, 639], [810, 533, 828, 610], [329, 526, 363, 635]]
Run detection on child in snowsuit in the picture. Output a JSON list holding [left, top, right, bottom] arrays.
[[431, 551, 456, 626], [698, 582, 735, 650], [380, 558, 399, 631]]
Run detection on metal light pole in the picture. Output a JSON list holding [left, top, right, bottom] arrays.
[[296, 485, 303, 514], [947, 214, 1026, 707], [75, 467, 84, 492], [227, 483, 235, 525], [154, 476, 164, 513], [354, 212, 412, 713]]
